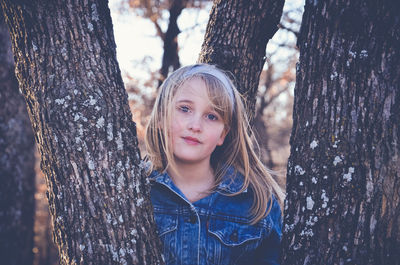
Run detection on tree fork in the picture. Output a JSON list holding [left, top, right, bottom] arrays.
[[159, 0, 188, 85], [198, 0, 285, 124]]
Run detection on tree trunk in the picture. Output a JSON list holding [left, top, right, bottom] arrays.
[[198, 0, 284, 123], [282, 1, 400, 264], [1, 1, 164, 264], [0, 11, 35, 265]]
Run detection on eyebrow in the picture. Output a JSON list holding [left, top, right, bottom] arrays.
[[176, 99, 220, 113], [176, 99, 194, 104]]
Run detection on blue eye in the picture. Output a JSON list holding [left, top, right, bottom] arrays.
[[207, 113, 218, 121], [179, 106, 190, 112]]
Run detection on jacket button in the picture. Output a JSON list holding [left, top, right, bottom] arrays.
[[230, 231, 238, 242], [189, 215, 197, 224]]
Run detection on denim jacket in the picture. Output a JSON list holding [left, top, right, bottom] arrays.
[[149, 167, 282, 265]]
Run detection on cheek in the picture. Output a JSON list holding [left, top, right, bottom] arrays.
[[210, 127, 226, 144], [170, 120, 184, 137]]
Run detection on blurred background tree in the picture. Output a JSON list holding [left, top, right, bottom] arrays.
[[0, 12, 36, 265]]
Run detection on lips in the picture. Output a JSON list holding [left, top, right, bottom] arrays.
[[182, 136, 201, 145]]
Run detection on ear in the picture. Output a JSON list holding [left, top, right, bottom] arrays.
[[217, 128, 228, 146]]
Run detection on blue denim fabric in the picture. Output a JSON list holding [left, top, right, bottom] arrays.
[[149, 167, 282, 265]]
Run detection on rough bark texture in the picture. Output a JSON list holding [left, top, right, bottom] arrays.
[[1, 0, 164, 264], [282, 0, 400, 264], [0, 11, 35, 265], [198, 0, 284, 123]]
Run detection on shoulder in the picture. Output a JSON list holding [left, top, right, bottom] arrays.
[[258, 194, 282, 237], [147, 169, 169, 185], [148, 169, 159, 181], [267, 194, 282, 220], [216, 166, 247, 194]]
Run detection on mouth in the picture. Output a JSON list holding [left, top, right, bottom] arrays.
[[182, 136, 201, 144]]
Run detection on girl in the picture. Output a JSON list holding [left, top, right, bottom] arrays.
[[145, 64, 285, 265]]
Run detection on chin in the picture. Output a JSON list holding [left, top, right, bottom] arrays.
[[174, 155, 208, 165]]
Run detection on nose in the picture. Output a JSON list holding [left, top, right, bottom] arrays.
[[188, 115, 202, 132]]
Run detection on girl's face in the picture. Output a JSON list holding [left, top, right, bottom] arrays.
[[169, 77, 227, 166]]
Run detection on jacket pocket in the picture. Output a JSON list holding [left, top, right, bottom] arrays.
[[154, 213, 178, 265], [207, 218, 263, 264]]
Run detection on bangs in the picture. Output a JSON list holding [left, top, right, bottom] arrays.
[[200, 75, 234, 128]]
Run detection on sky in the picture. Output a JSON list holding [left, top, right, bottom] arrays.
[[108, 0, 303, 84], [109, 0, 212, 84]]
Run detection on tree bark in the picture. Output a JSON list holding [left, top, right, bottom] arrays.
[[1, 0, 164, 264], [0, 11, 35, 265], [198, 0, 284, 123], [282, 1, 400, 264]]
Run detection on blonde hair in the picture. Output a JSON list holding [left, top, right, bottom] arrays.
[[145, 64, 284, 224]]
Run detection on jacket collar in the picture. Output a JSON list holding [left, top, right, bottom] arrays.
[[216, 166, 248, 193], [149, 166, 248, 194]]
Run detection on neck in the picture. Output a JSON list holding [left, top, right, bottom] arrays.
[[167, 159, 215, 202], [168, 158, 214, 184]]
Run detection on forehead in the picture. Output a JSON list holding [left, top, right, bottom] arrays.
[[174, 77, 210, 101]]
